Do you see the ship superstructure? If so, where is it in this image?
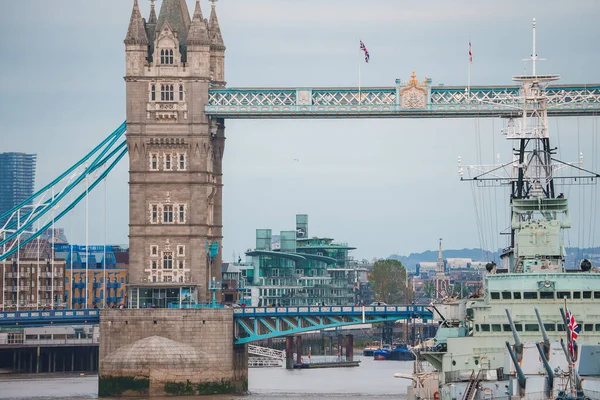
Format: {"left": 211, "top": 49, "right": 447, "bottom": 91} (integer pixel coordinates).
{"left": 405, "top": 19, "right": 600, "bottom": 400}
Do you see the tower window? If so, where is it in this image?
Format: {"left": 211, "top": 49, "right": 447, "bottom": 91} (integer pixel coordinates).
{"left": 151, "top": 245, "right": 158, "bottom": 256}
{"left": 160, "top": 85, "right": 174, "bottom": 101}
{"left": 152, "top": 261, "right": 157, "bottom": 270}
{"left": 165, "top": 154, "right": 172, "bottom": 170}
{"left": 151, "top": 205, "right": 158, "bottom": 223}
{"left": 163, "top": 253, "right": 173, "bottom": 269}
{"left": 178, "top": 261, "right": 184, "bottom": 269}
{"left": 178, "top": 205, "right": 185, "bottom": 223}
{"left": 179, "top": 85, "right": 184, "bottom": 101}
{"left": 163, "top": 205, "right": 174, "bottom": 223}
{"left": 178, "top": 154, "right": 186, "bottom": 170}
{"left": 178, "top": 245, "right": 185, "bottom": 256}
{"left": 150, "top": 153, "right": 158, "bottom": 170}
{"left": 160, "top": 49, "right": 174, "bottom": 65}
{"left": 151, "top": 84, "right": 156, "bottom": 101}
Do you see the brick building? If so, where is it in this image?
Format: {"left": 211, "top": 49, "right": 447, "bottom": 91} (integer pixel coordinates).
{"left": 0, "top": 239, "right": 65, "bottom": 310}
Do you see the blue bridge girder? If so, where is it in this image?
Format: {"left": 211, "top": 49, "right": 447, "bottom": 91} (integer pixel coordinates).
{"left": 205, "top": 84, "right": 600, "bottom": 118}
{"left": 0, "top": 309, "right": 100, "bottom": 327}
{"left": 233, "top": 305, "right": 432, "bottom": 344}
{"left": 0, "top": 306, "right": 432, "bottom": 345}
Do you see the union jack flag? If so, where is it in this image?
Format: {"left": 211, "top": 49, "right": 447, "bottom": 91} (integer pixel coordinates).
{"left": 360, "top": 40, "right": 370, "bottom": 63}
{"left": 469, "top": 41, "right": 473, "bottom": 63}
{"left": 566, "top": 309, "right": 580, "bottom": 357}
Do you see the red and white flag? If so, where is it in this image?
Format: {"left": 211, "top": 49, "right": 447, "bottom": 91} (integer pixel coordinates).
{"left": 469, "top": 41, "right": 473, "bottom": 63}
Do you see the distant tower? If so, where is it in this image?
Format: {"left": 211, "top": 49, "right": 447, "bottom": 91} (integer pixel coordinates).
{"left": 0, "top": 153, "right": 37, "bottom": 226}
{"left": 124, "top": 0, "right": 226, "bottom": 305}
{"left": 434, "top": 238, "right": 448, "bottom": 298}
{"left": 436, "top": 238, "right": 444, "bottom": 274}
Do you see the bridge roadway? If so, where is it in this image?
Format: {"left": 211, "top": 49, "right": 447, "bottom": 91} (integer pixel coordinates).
{"left": 0, "top": 305, "right": 431, "bottom": 345}
{"left": 205, "top": 84, "right": 600, "bottom": 118}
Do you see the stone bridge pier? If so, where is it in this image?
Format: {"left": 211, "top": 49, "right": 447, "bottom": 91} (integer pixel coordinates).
{"left": 98, "top": 309, "right": 247, "bottom": 397}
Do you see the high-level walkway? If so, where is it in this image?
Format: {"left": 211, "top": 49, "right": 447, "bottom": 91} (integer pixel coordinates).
{"left": 0, "top": 305, "right": 431, "bottom": 345}
{"left": 206, "top": 84, "right": 600, "bottom": 118}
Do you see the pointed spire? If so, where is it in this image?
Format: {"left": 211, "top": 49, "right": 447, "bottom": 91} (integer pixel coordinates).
{"left": 208, "top": 0, "right": 225, "bottom": 49}
{"left": 148, "top": 0, "right": 158, "bottom": 24}
{"left": 157, "top": 0, "right": 192, "bottom": 44}
{"left": 124, "top": 0, "right": 148, "bottom": 45}
{"left": 187, "top": 1, "right": 210, "bottom": 46}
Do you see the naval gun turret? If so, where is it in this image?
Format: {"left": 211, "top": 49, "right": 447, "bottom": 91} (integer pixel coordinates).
{"left": 535, "top": 307, "right": 551, "bottom": 360}
{"left": 505, "top": 308, "right": 524, "bottom": 362}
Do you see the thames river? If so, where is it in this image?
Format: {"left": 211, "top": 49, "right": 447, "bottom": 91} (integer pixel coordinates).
{"left": 0, "top": 357, "right": 411, "bottom": 400}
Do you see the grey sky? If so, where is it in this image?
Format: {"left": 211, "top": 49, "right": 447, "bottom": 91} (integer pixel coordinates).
{"left": 1, "top": 1, "right": 599, "bottom": 261}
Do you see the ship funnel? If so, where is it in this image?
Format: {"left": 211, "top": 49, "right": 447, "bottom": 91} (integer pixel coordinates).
{"left": 535, "top": 342, "right": 554, "bottom": 399}
{"left": 505, "top": 308, "right": 523, "bottom": 362}
{"left": 534, "top": 307, "right": 551, "bottom": 360}
{"left": 506, "top": 341, "right": 526, "bottom": 397}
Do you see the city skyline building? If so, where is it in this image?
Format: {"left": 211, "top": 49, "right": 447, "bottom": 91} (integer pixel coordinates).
{"left": 0, "top": 153, "right": 37, "bottom": 226}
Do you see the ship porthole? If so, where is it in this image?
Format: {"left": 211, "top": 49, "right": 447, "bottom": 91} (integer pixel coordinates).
{"left": 452, "top": 360, "right": 456, "bottom": 366}
{"left": 475, "top": 359, "right": 479, "bottom": 365}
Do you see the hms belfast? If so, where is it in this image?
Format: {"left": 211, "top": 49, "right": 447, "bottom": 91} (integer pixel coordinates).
{"left": 402, "top": 19, "right": 600, "bottom": 400}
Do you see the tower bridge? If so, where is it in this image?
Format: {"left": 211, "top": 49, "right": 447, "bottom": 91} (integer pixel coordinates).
{"left": 1, "top": 0, "right": 599, "bottom": 396}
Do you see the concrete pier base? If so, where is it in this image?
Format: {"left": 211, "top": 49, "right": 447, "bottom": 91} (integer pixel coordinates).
{"left": 285, "top": 336, "right": 294, "bottom": 370}
{"left": 345, "top": 335, "right": 354, "bottom": 361}
{"left": 98, "top": 309, "right": 248, "bottom": 397}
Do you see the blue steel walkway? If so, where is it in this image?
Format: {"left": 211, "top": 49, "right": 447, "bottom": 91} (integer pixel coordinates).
{"left": 233, "top": 305, "right": 431, "bottom": 344}
{"left": 0, "top": 305, "right": 431, "bottom": 345}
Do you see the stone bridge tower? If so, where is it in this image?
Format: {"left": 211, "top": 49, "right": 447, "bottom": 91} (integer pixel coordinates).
{"left": 124, "top": 0, "right": 225, "bottom": 306}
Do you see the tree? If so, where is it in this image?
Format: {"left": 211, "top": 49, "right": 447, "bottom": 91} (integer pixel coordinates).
{"left": 423, "top": 281, "right": 435, "bottom": 298}
{"left": 368, "top": 259, "right": 409, "bottom": 304}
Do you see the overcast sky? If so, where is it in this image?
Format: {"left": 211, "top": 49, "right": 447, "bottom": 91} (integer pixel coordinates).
{"left": 1, "top": 1, "right": 599, "bottom": 261}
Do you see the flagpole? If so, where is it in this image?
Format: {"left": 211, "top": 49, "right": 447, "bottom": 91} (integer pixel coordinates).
{"left": 563, "top": 297, "right": 575, "bottom": 393}
{"left": 467, "top": 39, "right": 472, "bottom": 100}
{"left": 358, "top": 42, "right": 361, "bottom": 106}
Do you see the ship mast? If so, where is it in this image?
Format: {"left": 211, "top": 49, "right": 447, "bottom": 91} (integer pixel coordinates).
{"left": 508, "top": 17, "right": 559, "bottom": 247}
{"left": 458, "top": 18, "right": 599, "bottom": 273}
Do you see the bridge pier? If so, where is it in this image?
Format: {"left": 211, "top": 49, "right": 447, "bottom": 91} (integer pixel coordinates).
{"left": 345, "top": 335, "right": 354, "bottom": 361}
{"left": 98, "top": 309, "right": 247, "bottom": 397}
{"left": 296, "top": 336, "right": 302, "bottom": 365}
{"left": 285, "top": 336, "right": 294, "bottom": 370}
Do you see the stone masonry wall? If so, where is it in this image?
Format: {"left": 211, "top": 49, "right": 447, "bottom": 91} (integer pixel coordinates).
{"left": 98, "top": 309, "right": 247, "bottom": 397}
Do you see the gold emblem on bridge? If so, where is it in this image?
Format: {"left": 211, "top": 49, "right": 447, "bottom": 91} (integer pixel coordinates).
{"left": 400, "top": 71, "right": 428, "bottom": 109}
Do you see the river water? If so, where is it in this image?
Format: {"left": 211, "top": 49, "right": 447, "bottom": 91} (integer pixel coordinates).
{"left": 0, "top": 356, "right": 411, "bottom": 400}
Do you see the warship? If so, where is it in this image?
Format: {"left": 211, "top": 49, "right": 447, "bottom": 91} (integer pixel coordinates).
{"left": 401, "top": 19, "right": 600, "bottom": 400}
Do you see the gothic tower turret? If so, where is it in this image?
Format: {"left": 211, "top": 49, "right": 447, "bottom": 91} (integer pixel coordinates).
{"left": 124, "top": 0, "right": 225, "bottom": 306}
{"left": 208, "top": 0, "right": 226, "bottom": 86}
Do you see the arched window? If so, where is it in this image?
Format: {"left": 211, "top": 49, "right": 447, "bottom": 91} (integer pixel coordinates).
{"left": 163, "top": 253, "right": 173, "bottom": 269}
{"left": 169, "top": 85, "right": 174, "bottom": 101}
{"left": 151, "top": 154, "right": 158, "bottom": 170}
{"left": 179, "top": 85, "right": 184, "bottom": 101}
{"left": 160, "top": 49, "right": 165, "bottom": 64}
{"left": 178, "top": 261, "right": 184, "bottom": 269}
{"left": 169, "top": 49, "right": 174, "bottom": 64}
{"left": 151, "top": 84, "right": 156, "bottom": 101}
{"left": 160, "top": 85, "right": 165, "bottom": 101}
